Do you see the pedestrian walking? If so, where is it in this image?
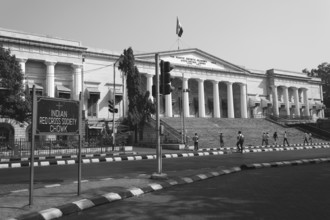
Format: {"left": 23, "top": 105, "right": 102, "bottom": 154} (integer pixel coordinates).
{"left": 283, "top": 131, "right": 289, "bottom": 146}
{"left": 265, "top": 132, "right": 270, "bottom": 146}
{"left": 261, "top": 132, "right": 266, "bottom": 146}
{"left": 193, "top": 133, "right": 199, "bottom": 151}
{"left": 308, "top": 133, "right": 312, "bottom": 144}
{"left": 236, "top": 131, "right": 244, "bottom": 153}
{"left": 273, "top": 131, "right": 278, "bottom": 146}
{"left": 219, "top": 132, "right": 224, "bottom": 148}
{"left": 303, "top": 132, "right": 309, "bottom": 145}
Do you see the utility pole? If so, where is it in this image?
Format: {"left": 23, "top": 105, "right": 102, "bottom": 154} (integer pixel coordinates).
{"left": 112, "top": 59, "right": 116, "bottom": 151}
{"left": 182, "top": 72, "right": 186, "bottom": 147}
{"left": 78, "top": 57, "right": 84, "bottom": 195}
{"left": 111, "top": 55, "right": 125, "bottom": 151}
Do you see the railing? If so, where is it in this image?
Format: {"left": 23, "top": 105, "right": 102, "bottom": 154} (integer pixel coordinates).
{"left": 160, "top": 119, "right": 183, "bottom": 143}
{"left": 265, "top": 114, "right": 312, "bottom": 122}
{"left": 148, "top": 118, "right": 183, "bottom": 144}
{"left": 0, "top": 137, "right": 125, "bottom": 158}
{"left": 291, "top": 123, "right": 330, "bottom": 141}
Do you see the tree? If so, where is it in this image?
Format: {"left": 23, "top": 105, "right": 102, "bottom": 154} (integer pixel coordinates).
{"left": 0, "top": 45, "right": 31, "bottom": 122}
{"left": 303, "top": 62, "right": 330, "bottom": 107}
{"left": 118, "top": 47, "right": 155, "bottom": 142}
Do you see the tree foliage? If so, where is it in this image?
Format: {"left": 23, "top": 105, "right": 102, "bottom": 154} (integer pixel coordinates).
{"left": 303, "top": 62, "right": 330, "bottom": 107}
{"left": 0, "top": 46, "right": 31, "bottom": 122}
{"left": 118, "top": 47, "right": 155, "bottom": 130}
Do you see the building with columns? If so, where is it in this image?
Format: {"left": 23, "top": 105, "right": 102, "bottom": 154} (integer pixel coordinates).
{"left": 0, "top": 27, "right": 325, "bottom": 142}
{"left": 136, "top": 50, "right": 324, "bottom": 120}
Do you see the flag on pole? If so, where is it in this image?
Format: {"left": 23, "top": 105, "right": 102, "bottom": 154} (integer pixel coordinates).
{"left": 176, "top": 17, "right": 183, "bottom": 37}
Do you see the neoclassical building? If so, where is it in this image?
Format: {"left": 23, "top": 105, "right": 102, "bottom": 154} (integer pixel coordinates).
{"left": 0, "top": 27, "right": 325, "bottom": 141}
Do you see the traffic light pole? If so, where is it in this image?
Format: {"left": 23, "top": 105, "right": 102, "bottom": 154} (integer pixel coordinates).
{"left": 155, "top": 53, "right": 162, "bottom": 174}
{"left": 151, "top": 53, "right": 167, "bottom": 179}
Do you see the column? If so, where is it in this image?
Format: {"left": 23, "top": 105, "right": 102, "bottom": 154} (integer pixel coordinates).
{"left": 303, "top": 88, "right": 310, "bottom": 116}
{"left": 146, "top": 74, "right": 153, "bottom": 102}
{"left": 293, "top": 87, "right": 300, "bottom": 117}
{"left": 271, "top": 85, "right": 279, "bottom": 116}
{"left": 226, "top": 82, "right": 234, "bottom": 118}
{"left": 17, "top": 58, "right": 27, "bottom": 87}
{"left": 198, "top": 79, "right": 205, "bottom": 118}
{"left": 45, "top": 61, "right": 56, "bottom": 97}
{"left": 165, "top": 83, "right": 173, "bottom": 117}
{"left": 240, "top": 83, "right": 248, "bottom": 118}
{"left": 212, "top": 81, "right": 220, "bottom": 118}
{"left": 283, "top": 86, "right": 290, "bottom": 116}
{"left": 183, "top": 78, "right": 190, "bottom": 118}
{"left": 72, "top": 64, "right": 82, "bottom": 101}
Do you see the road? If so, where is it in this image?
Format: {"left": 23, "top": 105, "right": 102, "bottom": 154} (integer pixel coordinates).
{"left": 61, "top": 162, "right": 330, "bottom": 220}
{"left": 1, "top": 148, "right": 330, "bottom": 194}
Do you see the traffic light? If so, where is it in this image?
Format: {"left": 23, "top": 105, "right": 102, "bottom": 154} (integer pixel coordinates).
{"left": 152, "top": 75, "right": 157, "bottom": 97}
{"left": 152, "top": 85, "right": 156, "bottom": 98}
{"left": 108, "top": 100, "right": 118, "bottom": 113}
{"left": 160, "top": 60, "right": 174, "bottom": 95}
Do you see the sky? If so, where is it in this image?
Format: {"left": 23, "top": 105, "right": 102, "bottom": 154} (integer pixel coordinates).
{"left": 1, "top": 0, "right": 329, "bottom": 72}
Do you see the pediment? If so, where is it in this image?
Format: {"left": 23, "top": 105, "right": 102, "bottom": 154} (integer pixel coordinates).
{"left": 135, "top": 48, "right": 249, "bottom": 73}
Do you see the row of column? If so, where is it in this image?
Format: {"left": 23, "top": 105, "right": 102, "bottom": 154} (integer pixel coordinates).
{"left": 16, "top": 58, "right": 82, "bottom": 100}
{"left": 145, "top": 74, "right": 248, "bottom": 118}
{"left": 271, "top": 85, "right": 310, "bottom": 116}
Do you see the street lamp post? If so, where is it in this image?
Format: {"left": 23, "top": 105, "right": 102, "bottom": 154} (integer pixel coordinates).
{"left": 112, "top": 55, "right": 125, "bottom": 151}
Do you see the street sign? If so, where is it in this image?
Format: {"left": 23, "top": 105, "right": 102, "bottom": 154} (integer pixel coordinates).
{"left": 36, "top": 97, "right": 80, "bottom": 135}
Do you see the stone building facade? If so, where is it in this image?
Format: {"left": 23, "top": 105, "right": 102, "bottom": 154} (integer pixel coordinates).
{"left": 0, "top": 27, "right": 325, "bottom": 142}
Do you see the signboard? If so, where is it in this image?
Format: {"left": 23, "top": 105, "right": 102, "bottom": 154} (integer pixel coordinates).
{"left": 165, "top": 54, "right": 225, "bottom": 70}
{"left": 36, "top": 97, "right": 80, "bottom": 135}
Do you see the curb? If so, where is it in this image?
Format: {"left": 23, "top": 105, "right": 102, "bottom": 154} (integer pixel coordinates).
{"left": 1, "top": 143, "right": 330, "bottom": 169}
{"left": 0, "top": 151, "right": 136, "bottom": 163}
{"left": 0, "top": 150, "right": 230, "bottom": 169}
{"left": 9, "top": 156, "right": 330, "bottom": 220}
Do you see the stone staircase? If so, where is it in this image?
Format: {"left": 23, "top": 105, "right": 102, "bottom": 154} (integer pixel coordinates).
{"left": 161, "top": 117, "right": 327, "bottom": 148}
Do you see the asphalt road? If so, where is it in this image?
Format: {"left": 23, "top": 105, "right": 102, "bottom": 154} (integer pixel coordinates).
{"left": 61, "top": 162, "right": 330, "bottom": 220}
{"left": 1, "top": 148, "right": 330, "bottom": 194}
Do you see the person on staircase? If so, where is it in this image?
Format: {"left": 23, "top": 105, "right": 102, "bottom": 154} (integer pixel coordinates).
{"left": 193, "top": 133, "right": 199, "bottom": 151}
{"left": 220, "top": 132, "right": 224, "bottom": 148}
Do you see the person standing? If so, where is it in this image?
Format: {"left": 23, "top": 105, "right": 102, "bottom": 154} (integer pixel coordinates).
{"left": 308, "top": 133, "right": 313, "bottom": 144}
{"left": 283, "top": 131, "right": 289, "bottom": 146}
{"left": 303, "top": 132, "right": 309, "bottom": 145}
{"left": 193, "top": 133, "right": 199, "bottom": 151}
{"left": 261, "top": 132, "right": 266, "bottom": 146}
{"left": 273, "top": 131, "right": 278, "bottom": 146}
{"left": 219, "top": 132, "right": 224, "bottom": 148}
{"left": 236, "top": 131, "right": 244, "bottom": 153}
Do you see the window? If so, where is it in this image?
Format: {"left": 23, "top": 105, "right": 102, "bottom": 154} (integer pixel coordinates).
{"left": 56, "top": 85, "right": 71, "bottom": 99}
{"left": 28, "top": 83, "right": 44, "bottom": 96}
{"left": 86, "top": 87, "right": 100, "bottom": 118}
{"left": 88, "top": 94, "right": 98, "bottom": 117}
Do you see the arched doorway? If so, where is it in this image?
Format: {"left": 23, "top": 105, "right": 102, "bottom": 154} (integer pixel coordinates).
{"left": 0, "top": 123, "right": 15, "bottom": 147}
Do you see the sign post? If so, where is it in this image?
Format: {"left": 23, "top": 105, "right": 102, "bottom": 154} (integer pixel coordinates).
{"left": 31, "top": 96, "right": 80, "bottom": 200}
{"left": 29, "top": 86, "right": 37, "bottom": 206}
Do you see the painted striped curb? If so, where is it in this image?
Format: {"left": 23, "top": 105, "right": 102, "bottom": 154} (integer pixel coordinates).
{"left": 0, "top": 150, "right": 226, "bottom": 169}
{"left": 0, "top": 152, "right": 136, "bottom": 163}
{"left": 2, "top": 143, "right": 330, "bottom": 169}
{"left": 11, "top": 156, "right": 330, "bottom": 220}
